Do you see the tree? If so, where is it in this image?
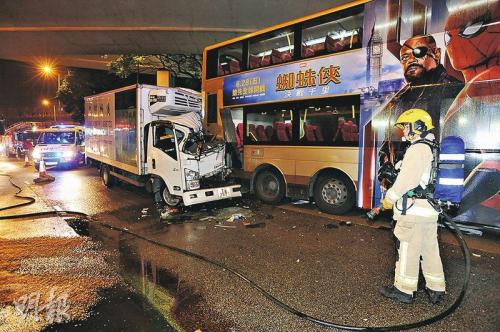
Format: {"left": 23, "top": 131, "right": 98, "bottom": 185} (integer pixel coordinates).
{"left": 110, "top": 54, "right": 202, "bottom": 80}
{"left": 57, "top": 68, "right": 145, "bottom": 123}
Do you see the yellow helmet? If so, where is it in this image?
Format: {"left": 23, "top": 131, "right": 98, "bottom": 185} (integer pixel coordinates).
{"left": 395, "top": 108, "right": 434, "bottom": 135}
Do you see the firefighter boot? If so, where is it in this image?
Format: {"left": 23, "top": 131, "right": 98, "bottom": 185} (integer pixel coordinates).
{"left": 426, "top": 288, "right": 445, "bottom": 304}
{"left": 379, "top": 286, "right": 414, "bottom": 304}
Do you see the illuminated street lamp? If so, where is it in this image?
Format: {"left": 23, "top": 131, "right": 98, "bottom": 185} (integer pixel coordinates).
{"left": 38, "top": 61, "right": 62, "bottom": 121}
{"left": 41, "top": 98, "right": 56, "bottom": 122}
{"left": 41, "top": 64, "right": 54, "bottom": 76}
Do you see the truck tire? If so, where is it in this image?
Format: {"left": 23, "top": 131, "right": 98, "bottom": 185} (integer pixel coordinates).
{"left": 254, "top": 169, "right": 285, "bottom": 205}
{"left": 313, "top": 174, "right": 355, "bottom": 215}
{"left": 162, "top": 185, "right": 180, "bottom": 207}
{"left": 100, "top": 165, "right": 114, "bottom": 187}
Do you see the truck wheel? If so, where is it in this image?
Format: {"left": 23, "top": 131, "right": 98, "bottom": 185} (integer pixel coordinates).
{"left": 313, "top": 174, "right": 355, "bottom": 215}
{"left": 162, "top": 186, "right": 180, "bottom": 207}
{"left": 254, "top": 169, "right": 285, "bottom": 205}
{"left": 101, "top": 165, "right": 114, "bottom": 187}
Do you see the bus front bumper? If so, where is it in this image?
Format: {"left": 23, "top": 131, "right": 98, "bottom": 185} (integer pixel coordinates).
{"left": 182, "top": 184, "right": 242, "bottom": 206}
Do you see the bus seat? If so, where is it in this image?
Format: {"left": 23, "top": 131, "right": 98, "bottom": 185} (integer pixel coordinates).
{"left": 343, "top": 120, "right": 358, "bottom": 142}
{"left": 325, "top": 34, "right": 345, "bottom": 53}
{"left": 275, "top": 123, "right": 289, "bottom": 142}
{"left": 236, "top": 123, "right": 244, "bottom": 149}
{"left": 218, "top": 65, "right": 229, "bottom": 76}
{"left": 301, "top": 45, "right": 315, "bottom": 58}
{"left": 229, "top": 59, "right": 241, "bottom": 73}
{"left": 333, "top": 118, "right": 345, "bottom": 142}
{"left": 285, "top": 123, "right": 292, "bottom": 140}
{"left": 248, "top": 124, "right": 257, "bottom": 141}
{"left": 349, "top": 122, "right": 359, "bottom": 141}
{"left": 249, "top": 55, "right": 261, "bottom": 69}
{"left": 314, "top": 126, "right": 324, "bottom": 142}
{"left": 265, "top": 125, "right": 274, "bottom": 141}
{"left": 256, "top": 125, "right": 268, "bottom": 141}
{"left": 261, "top": 55, "right": 271, "bottom": 66}
{"left": 271, "top": 49, "right": 292, "bottom": 64}
{"left": 305, "top": 125, "right": 316, "bottom": 142}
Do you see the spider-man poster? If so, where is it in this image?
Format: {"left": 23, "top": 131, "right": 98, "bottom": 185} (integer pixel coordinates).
{"left": 358, "top": 0, "right": 499, "bottom": 228}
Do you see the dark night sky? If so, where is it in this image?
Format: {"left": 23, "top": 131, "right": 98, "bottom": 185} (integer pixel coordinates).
{"left": 0, "top": 59, "right": 61, "bottom": 124}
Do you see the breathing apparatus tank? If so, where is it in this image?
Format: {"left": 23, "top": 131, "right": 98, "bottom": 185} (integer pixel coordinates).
{"left": 432, "top": 136, "right": 465, "bottom": 205}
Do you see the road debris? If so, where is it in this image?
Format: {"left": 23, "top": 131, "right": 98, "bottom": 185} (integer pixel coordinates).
{"left": 214, "top": 224, "right": 236, "bottom": 229}
{"left": 472, "top": 253, "right": 481, "bottom": 258}
{"left": 245, "top": 222, "right": 266, "bottom": 229}
{"left": 227, "top": 214, "right": 244, "bottom": 222}
{"left": 200, "top": 216, "right": 217, "bottom": 222}
{"left": 292, "top": 200, "right": 309, "bottom": 205}
{"left": 324, "top": 223, "right": 339, "bottom": 229}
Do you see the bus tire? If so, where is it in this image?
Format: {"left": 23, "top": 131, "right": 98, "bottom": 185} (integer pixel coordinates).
{"left": 314, "top": 174, "right": 354, "bottom": 215}
{"left": 254, "top": 169, "right": 285, "bottom": 205}
{"left": 101, "top": 165, "right": 114, "bottom": 188}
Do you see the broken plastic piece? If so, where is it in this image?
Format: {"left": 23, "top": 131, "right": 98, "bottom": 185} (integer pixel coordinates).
{"left": 227, "top": 214, "right": 244, "bottom": 222}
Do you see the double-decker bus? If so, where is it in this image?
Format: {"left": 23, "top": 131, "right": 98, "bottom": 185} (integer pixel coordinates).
{"left": 202, "top": 0, "right": 499, "bottom": 228}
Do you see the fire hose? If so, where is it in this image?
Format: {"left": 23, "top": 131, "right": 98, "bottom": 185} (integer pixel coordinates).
{"left": 0, "top": 173, "right": 471, "bottom": 331}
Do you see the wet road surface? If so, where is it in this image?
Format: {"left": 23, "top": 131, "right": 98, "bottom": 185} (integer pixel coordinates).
{"left": 2, "top": 160, "right": 499, "bottom": 331}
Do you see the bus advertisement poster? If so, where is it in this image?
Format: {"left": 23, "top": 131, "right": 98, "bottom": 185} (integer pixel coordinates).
{"left": 222, "top": 51, "right": 367, "bottom": 107}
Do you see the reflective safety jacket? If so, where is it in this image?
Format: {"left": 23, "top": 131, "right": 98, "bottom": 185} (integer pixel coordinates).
{"left": 385, "top": 134, "right": 439, "bottom": 222}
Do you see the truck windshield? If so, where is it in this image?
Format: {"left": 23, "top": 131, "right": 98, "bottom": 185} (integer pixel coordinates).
{"left": 38, "top": 131, "right": 75, "bottom": 144}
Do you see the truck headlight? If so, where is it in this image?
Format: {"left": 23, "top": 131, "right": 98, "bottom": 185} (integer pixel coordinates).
{"left": 184, "top": 169, "right": 199, "bottom": 181}
{"left": 32, "top": 150, "right": 41, "bottom": 160}
{"left": 184, "top": 169, "right": 200, "bottom": 190}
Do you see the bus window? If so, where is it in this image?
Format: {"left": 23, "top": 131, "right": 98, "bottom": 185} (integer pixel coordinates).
{"left": 245, "top": 108, "right": 293, "bottom": 144}
{"left": 218, "top": 42, "right": 243, "bottom": 76}
{"left": 299, "top": 103, "right": 359, "bottom": 146}
{"left": 249, "top": 29, "right": 295, "bottom": 69}
{"left": 301, "top": 10, "right": 363, "bottom": 58}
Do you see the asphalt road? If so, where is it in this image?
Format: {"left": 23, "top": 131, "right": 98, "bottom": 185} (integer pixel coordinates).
{"left": 2, "top": 160, "right": 499, "bottom": 331}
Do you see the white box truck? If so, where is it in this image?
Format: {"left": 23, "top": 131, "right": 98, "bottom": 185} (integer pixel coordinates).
{"left": 84, "top": 84, "right": 241, "bottom": 207}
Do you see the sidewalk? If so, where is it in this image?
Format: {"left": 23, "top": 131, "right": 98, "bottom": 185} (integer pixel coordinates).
{"left": 0, "top": 161, "right": 120, "bottom": 331}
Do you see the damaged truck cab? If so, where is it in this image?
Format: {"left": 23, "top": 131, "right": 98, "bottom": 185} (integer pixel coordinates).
{"left": 85, "top": 84, "right": 241, "bottom": 207}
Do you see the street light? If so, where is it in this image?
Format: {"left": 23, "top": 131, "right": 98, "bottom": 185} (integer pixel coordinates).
{"left": 38, "top": 61, "right": 61, "bottom": 122}
{"left": 41, "top": 64, "right": 53, "bottom": 76}
{"left": 41, "top": 98, "right": 56, "bottom": 122}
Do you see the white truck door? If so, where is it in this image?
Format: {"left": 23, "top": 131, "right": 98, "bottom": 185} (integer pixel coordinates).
{"left": 148, "top": 123, "right": 183, "bottom": 196}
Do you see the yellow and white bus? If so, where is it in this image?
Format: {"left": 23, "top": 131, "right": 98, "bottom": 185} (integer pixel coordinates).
{"left": 202, "top": 0, "right": 500, "bottom": 224}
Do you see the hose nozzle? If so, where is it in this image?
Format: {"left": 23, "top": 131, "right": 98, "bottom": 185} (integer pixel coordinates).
{"left": 366, "top": 204, "right": 384, "bottom": 221}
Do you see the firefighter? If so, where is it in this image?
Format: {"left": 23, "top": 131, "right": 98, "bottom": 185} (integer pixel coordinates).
{"left": 379, "top": 108, "right": 446, "bottom": 304}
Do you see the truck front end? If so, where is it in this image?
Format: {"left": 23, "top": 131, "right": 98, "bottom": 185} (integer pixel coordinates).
{"left": 179, "top": 130, "right": 241, "bottom": 206}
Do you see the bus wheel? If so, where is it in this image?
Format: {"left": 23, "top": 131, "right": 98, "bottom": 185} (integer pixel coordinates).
{"left": 162, "top": 185, "right": 181, "bottom": 207}
{"left": 314, "top": 174, "right": 354, "bottom": 214}
{"left": 255, "top": 170, "right": 285, "bottom": 204}
{"left": 101, "top": 165, "right": 114, "bottom": 188}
